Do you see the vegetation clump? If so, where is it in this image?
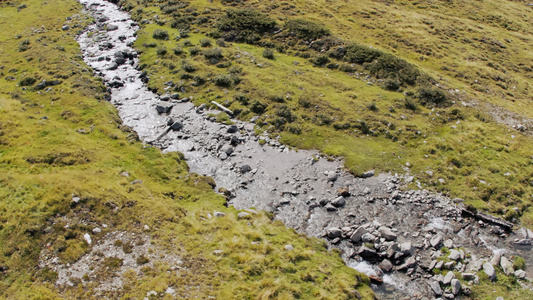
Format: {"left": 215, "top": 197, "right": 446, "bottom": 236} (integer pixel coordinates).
{"left": 216, "top": 9, "right": 277, "bottom": 43}
{"left": 285, "top": 19, "right": 330, "bottom": 40}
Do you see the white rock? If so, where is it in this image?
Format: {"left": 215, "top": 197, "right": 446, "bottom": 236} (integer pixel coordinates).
{"left": 83, "top": 233, "right": 92, "bottom": 245}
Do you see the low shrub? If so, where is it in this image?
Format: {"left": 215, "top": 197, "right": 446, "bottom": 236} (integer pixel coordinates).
{"left": 250, "top": 100, "right": 266, "bottom": 114}
{"left": 19, "top": 77, "right": 36, "bottom": 86}
{"left": 182, "top": 61, "right": 196, "bottom": 73}
{"left": 417, "top": 86, "right": 447, "bottom": 106}
{"left": 203, "top": 48, "right": 223, "bottom": 60}
{"left": 263, "top": 48, "right": 275, "bottom": 59}
{"left": 200, "top": 38, "right": 212, "bottom": 47}
{"left": 173, "top": 47, "right": 183, "bottom": 55}
{"left": 285, "top": 19, "right": 330, "bottom": 40}
{"left": 152, "top": 29, "right": 169, "bottom": 40}
{"left": 156, "top": 46, "right": 167, "bottom": 56}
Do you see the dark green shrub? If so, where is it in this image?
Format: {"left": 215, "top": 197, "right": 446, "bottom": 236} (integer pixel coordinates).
{"left": 19, "top": 77, "right": 36, "bottom": 86}
{"left": 250, "top": 100, "right": 266, "bottom": 114}
{"left": 179, "top": 29, "right": 190, "bottom": 38}
{"left": 144, "top": 42, "right": 157, "bottom": 48}
{"left": 417, "top": 86, "right": 447, "bottom": 106}
{"left": 156, "top": 46, "right": 167, "bottom": 56}
{"left": 383, "top": 79, "right": 401, "bottom": 91}
{"left": 182, "top": 61, "right": 196, "bottom": 73}
{"left": 152, "top": 29, "right": 169, "bottom": 40}
{"left": 203, "top": 48, "right": 223, "bottom": 59}
{"left": 200, "top": 38, "right": 212, "bottom": 47}
{"left": 216, "top": 9, "right": 277, "bottom": 43}
{"left": 405, "top": 98, "right": 418, "bottom": 111}
{"left": 514, "top": 256, "right": 526, "bottom": 270}
{"left": 18, "top": 39, "right": 30, "bottom": 52}
{"left": 235, "top": 94, "right": 249, "bottom": 105}
{"left": 214, "top": 74, "right": 233, "bottom": 87}
{"left": 285, "top": 19, "right": 330, "bottom": 40}
{"left": 270, "top": 95, "right": 285, "bottom": 103}
{"left": 182, "top": 40, "right": 192, "bottom": 47}
{"left": 263, "top": 49, "right": 275, "bottom": 59}
{"left": 310, "top": 55, "right": 330, "bottom": 67}
{"left": 170, "top": 16, "right": 194, "bottom": 29}
{"left": 173, "top": 47, "right": 183, "bottom": 55}
{"left": 276, "top": 105, "right": 295, "bottom": 122}
{"left": 329, "top": 46, "right": 347, "bottom": 59}
{"left": 189, "top": 47, "right": 200, "bottom": 56}
{"left": 345, "top": 43, "right": 382, "bottom": 64}
{"left": 367, "top": 102, "right": 378, "bottom": 112}
{"left": 339, "top": 64, "right": 356, "bottom": 73}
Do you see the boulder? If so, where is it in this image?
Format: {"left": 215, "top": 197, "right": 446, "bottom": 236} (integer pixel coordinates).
{"left": 361, "top": 233, "right": 376, "bottom": 243}
{"left": 356, "top": 246, "right": 379, "bottom": 261}
{"left": 378, "top": 226, "right": 397, "bottom": 241}
{"left": 240, "top": 165, "right": 252, "bottom": 173}
{"left": 451, "top": 279, "right": 461, "bottom": 295}
{"left": 350, "top": 227, "right": 368, "bottom": 243}
{"left": 327, "top": 227, "right": 343, "bottom": 239}
{"left": 399, "top": 242, "right": 413, "bottom": 255}
{"left": 443, "top": 271, "right": 455, "bottom": 285}
{"left": 483, "top": 262, "right": 496, "bottom": 280}
{"left": 326, "top": 171, "right": 338, "bottom": 182}
{"left": 227, "top": 125, "right": 238, "bottom": 133}
{"left": 491, "top": 251, "right": 503, "bottom": 266}
{"left": 430, "top": 235, "right": 443, "bottom": 248}
{"left": 429, "top": 281, "right": 442, "bottom": 296}
{"left": 361, "top": 170, "right": 375, "bottom": 178}
{"left": 169, "top": 121, "right": 183, "bottom": 131}
{"left": 325, "top": 203, "right": 337, "bottom": 211}
{"left": 514, "top": 269, "right": 527, "bottom": 279}
{"left": 397, "top": 256, "right": 416, "bottom": 271}
{"left": 379, "top": 259, "right": 393, "bottom": 272}
{"left": 448, "top": 249, "right": 461, "bottom": 261}
{"left": 500, "top": 256, "right": 514, "bottom": 275}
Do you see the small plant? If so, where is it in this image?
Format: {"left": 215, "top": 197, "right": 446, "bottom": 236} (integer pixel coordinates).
{"left": 173, "top": 47, "right": 183, "bottom": 55}
{"left": 200, "top": 38, "right": 212, "bottom": 47}
{"left": 182, "top": 40, "right": 192, "bottom": 47}
{"left": 367, "top": 102, "right": 378, "bottom": 112}
{"left": 182, "top": 61, "right": 197, "bottom": 73}
{"left": 250, "top": 100, "right": 266, "bottom": 114}
{"left": 262, "top": 49, "right": 275, "bottom": 59}
{"left": 214, "top": 74, "right": 233, "bottom": 87}
{"left": 270, "top": 95, "right": 285, "bottom": 103}
{"left": 513, "top": 256, "right": 526, "bottom": 270}
{"left": 136, "top": 255, "right": 150, "bottom": 265}
{"left": 235, "top": 94, "right": 249, "bottom": 105}
{"left": 143, "top": 42, "right": 157, "bottom": 48}
{"left": 203, "top": 48, "right": 223, "bottom": 60}
{"left": 18, "top": 39, "right": 30, "bottom": 52}
{"left": 152, "top": 29, "right": 169, "bottom": 40}
{"left": 189, "top": 47, "right": 200, "bottom": 56}
{"left": 104, "top": 257, "right": 124, "bottom": 269}
{"left": 285, "top": 19, "right": 330, "bottom": 40}
{"left": 310, "top": 55, "right": 330, "bottom": 67}
{"left": 156, "top": 46, "right": 167, "bottom": 56}
{"left": 19, "top": 77, "right": 36, "bottom": 86}
{"left": 405, "top": 98, "right": 417, "bottom": 111}
{"left": 418, "top": 86, "right": 447, "bottom": 106}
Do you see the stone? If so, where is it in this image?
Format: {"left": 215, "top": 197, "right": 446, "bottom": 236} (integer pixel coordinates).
{"left": 362, "top": 187, "right": 371, "bottom": 195}
{"left": 284, "top": 244, "right": 294, "bottom": 251}
{"left": 361, "top": 170, "right": 375, "bottom": 178}
{"left": 483, "top": 262, "right": 496, "bottom": 280}
{"left": 350, "top": 227, "right": 368, "bottom": 243}
{"left": 170, "top": 93, "right": 180, "bottom": 99}
{"left": 430, "top": 235, "right": 443, "bottom": 248}
{"left": 106, "top": 24, "right": 119, "bottom": 31}
{"left": 325, "top": 203, "right": 337, "bottom": 211}
{"left": 435, "top": 260, "right": 444, "bottom": 269}
{"left": 514, "top": 269, "right": 526, "bottom": 279}
{"left": 165, "top": 287, "right": 175, "bottom": 295}
{"left": 496, "top": 297, "right": 504, "bottom": 300}
{"left": 451, "top": 279, "right": 461, "bottom": 295}
{"left": 361, "top": 233, "right": 376, "bottom": 243}
{"left": 237, "top": 212, "right": 250, "bottom": 219}
{"left": 443, "top": 271, "right": 455, "bottom": 285}
{"left": 379, "top": 259, "right": 393, "bottom": 272}
{"left": 155, "top": 102, "right": 174, "bottom": 114}
{"left": 378, "top": 226, "right": 397, "bottom": 241}
{"left": 391, "top": 190, "right": 400, "bottom": 200}
{"left": 331, "top": 196, "right": 346, "bottom": 207}
{"left": 61, "top": 25, "right": 70, "bottom": 31}
{"left": 399, "top": 242, "right": 413, "bottom": 255}
{"left": 448, "top": 249, "right": 461, "bottom": 261}
{"left": 213, "top": 211, "right": 226, "bottom": 217}
{"left": 169, "top": 121, "right": 183, "bottom": 131}
{"left": 221, "top": 146, "right": 234, "bottom": 155}
{"left": 429, "top": 281, "right": 442, "bottom": 296}
{"left": 72, "top": 196, "right": 81, "bottom": 204}
{"left": 397, "top": 256, "right": 416, "bottom": 271}
{"left": 445, "top": 261, "right": 456, "bottom": 269}
{"left": 227, "top": 125, "right": 238, "bottom": 133}
{"left": 212, "top": 250, "right": 223, "bottom": 254}
{"left": 356, "top": 246, "right": 379, "bottom": 261}
{"left": 461, "top": 273, "right": 475, "bottom": 280}
{"left": 337, "top": 187, "right": 350, "bottom": 197}
{"left": 219, "top": 153, "right": 228, "bottom": 160}
{"left": 327, "top": 227, "right": 343, "bottom": 239}
{"left": 429, "top": 260, "right": 438, "bottom": 270}
{"left": 444, "top": 239, "right": 454, "bottom": 249}
{"left": 326, "top": 171, "right": 338, "bottom": 182}
{"left": 240, "top": 165, "right": 252, "bottom": 173}
{"left": 92, "top": 227, "right": 102, "bottom": 234}
{"left": 500, "top": 256, "right": 514, "bottom": 275}
{"left": 83, "top": 233, "right": 92, "bottom": 245}
{"left": 491, "top": 251, "right": 503, "bottom": 266}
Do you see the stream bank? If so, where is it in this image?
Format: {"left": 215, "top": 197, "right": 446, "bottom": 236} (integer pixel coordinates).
{"left": 74, "top": 0, "right": 533, "bottom": 298}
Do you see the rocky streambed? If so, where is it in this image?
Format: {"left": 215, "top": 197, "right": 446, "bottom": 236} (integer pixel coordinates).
{"left": 74, "top": 0, "right": 533, "bottom": 298}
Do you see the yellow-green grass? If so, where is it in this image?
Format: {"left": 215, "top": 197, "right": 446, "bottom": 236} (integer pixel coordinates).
{"left": 0, "top": 0, "right": 373, "bottom": 298}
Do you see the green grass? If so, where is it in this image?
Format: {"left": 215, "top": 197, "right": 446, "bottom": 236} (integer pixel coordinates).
{"left": 0, "top": 0, "right": 373, "bottom": 298}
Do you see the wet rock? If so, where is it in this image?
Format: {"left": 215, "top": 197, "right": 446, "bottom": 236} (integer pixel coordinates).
{"left": 451, "top": 279, "right": 461, "bottom": 295}
{"left": 337, "top": 187, "right": 350, "bottom": 197}
{"left": 227, "top": 125, "right": 238, "bottom": 133}
{"left": 483, "top": 262, "right": 496, "bottom": 280}
{"left": 379, "top": 259, "right": 393, "bottom": 272}
{"left": 350, "top": 227, "right": 367, "bottom": 243}
{"left": 429, "top": 280, "right": 442, "bottom": 296}
{"left": 327, "top": 227, "right": 342, "bottom": 239}
{"left": 240, "top": 165, "right": 252, "bottom": 173}
{"left": 448, "top": 250, "right": 461, "bottom": 261}
{"left": 155, "top": 102, "right": 173, "bottom": 114}
{"left": 378, "top": 226, "right": 397, "bottom": 241}
{"left": 169, "top": 121, "right": 183, "bottom": 131}
{"left": 361, "top": 170, "right": 375, "bottom": 178}
{"left": 331, "top": 196, "right": 346, "bottom": 207}
{"left": 356, "top": 246, "right": 379, "bottom": 261}
{"left": 443, "top": 271, "right": 455, "bottom": 285}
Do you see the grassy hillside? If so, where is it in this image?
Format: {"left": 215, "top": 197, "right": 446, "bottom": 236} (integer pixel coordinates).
{"left": 0, "top": 0, "right": 373, "bottom": 298}
{"left": 118, "top": 0, "right": 533, "bottom": 228}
